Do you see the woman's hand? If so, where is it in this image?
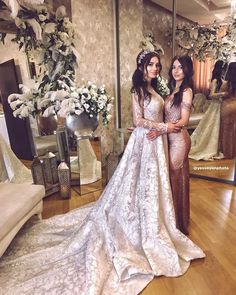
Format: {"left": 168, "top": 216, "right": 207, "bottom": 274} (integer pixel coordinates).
{"left": 146, "top": 129, "right": 162, "bottom": 141}
{"left": 146, "top": 122, "right": 182, "bottom": 140}
{"left": 167, "top": 122, "right": 182, "bottom": 133}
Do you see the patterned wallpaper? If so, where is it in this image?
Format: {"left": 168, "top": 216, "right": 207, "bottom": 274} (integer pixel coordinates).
{"left": 119, "top": 0, "right": 193, "bottom": 128}
{"left": 143, "top": 0, "right": 173, "bottom": 79}
{"left": 119, "top": 0, "right": 143, "bottom": 128}
{"left": 71, "top": 0, "right": 116, "bottom": 159}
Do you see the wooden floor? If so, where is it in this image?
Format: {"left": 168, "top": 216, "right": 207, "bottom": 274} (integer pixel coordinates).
{"left": 42, "top": 177, "right": 236, "bottom": 295}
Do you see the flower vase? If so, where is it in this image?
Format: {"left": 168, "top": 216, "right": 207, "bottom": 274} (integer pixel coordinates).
{"left": 37, "top": 114, "right": 58, "bottom": 136}
{"left": 66, "top": 113, "right": 99, "bottom": 137}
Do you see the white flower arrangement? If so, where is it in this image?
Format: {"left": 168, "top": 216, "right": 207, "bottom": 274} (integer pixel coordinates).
{"left": 175, "top": 19, "right": 236, "bottom": 62}
{"left": 8, "top": 78, "right": 114, "bottom": 126}
{"left": 4, "top": 3, "right": 114, "bottom": 126}
{"left": 156, "top": 75, "right": 170, "bottom": 99}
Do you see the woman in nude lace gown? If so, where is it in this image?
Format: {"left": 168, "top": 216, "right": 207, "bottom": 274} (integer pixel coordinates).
{"left": 147, "top": 56, "right": 193, "bottom": 235}
{"left": 0, "top": 52, "right": 205, "bottom": 295}
{"left": 165, "top": 56, "right": 194, "bottom": 235}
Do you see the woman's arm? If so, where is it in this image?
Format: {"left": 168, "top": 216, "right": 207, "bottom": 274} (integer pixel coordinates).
{"left": 175, "top": 88, "right": 193, "bottom": 127}
{"left": 147, "top": 89, "right": 192, "bottom": 141}
{"left": 209, "top": 79, "right": 228, "bottom": 99}
{"left": 132, "top": 92, "right": 167, "bottom": 133}
{"left": 132, "top": 93, "right": 181, "bottom": 134}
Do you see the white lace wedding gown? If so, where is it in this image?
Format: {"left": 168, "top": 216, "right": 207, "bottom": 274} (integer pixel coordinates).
{"left": 0, "top": 93, "right": 205, "bottom": 295}
{"left": 189, "top": 79, "right": 227, "bottom": 160}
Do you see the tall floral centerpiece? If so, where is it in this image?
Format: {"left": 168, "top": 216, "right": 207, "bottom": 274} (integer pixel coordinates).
{"left": 4, "top": 2, "right": 113, "bottom": 132}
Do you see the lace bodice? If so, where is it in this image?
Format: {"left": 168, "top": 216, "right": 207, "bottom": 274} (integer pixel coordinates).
{"left": 164, "top": 96, "right": 191, "bottom": 123}
{"left": 132, "top": 92, "right": 168, "bottom": 133}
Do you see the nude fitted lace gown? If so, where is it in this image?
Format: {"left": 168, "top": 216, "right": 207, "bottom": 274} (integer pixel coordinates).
{"left": 0, "top": 93, "right": 205, "bottom": 295}
{"left": 165, "top": 96, "right": 192, "bottom": 235}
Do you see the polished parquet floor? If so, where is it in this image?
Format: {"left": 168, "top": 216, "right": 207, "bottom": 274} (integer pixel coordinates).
{"left": 42, "top": 177, "right": 236, "bottom": 295}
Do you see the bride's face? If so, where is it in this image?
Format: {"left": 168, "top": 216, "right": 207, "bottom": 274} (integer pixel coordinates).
{"left": 172, "top": 60, "right": 185, "bottom": 83}
{"left": 144, "top": 56, "right": 161, "bottom": 81}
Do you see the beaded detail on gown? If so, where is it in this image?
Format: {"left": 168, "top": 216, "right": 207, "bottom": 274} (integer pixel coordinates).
{"left": 164, "top": 97, "right": 191, "bottom": 234}
{"left": 0, "top": 93, "right": 205, "bottom": 295}
{"left": 189, "top": 79, "right": 226, "bottom": 160}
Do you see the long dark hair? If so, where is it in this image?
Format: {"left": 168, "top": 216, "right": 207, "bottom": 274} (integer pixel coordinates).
{"left": 131, "top": 51, "right": 162, "bottom": 105}
{"left": 168, "top": 55, "right": 194, "bottom": 107}
{"left": 211, "top": 60, "right": 224, "bottom": 92}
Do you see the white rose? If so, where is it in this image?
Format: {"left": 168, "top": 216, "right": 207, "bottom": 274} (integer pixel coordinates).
{"left": 58, "top": 32, "right": 70, "bottom": 43}
{"left": 63, "top": 17, "right": 73, "bottom": 30}
{"left": 75, "top": 109, "right": 83, "bottom": 115}
{"left": 44, "top": 23, "right": 56, "bottom": 34}
{"left": 20, "top": 106, "right": 30, "bottom": 117}
{"left": 83, "top": 103, "right": 90, "bottom": 110}
{"left": 106, "top": 103, "right": 112, "bottom": 111}
{"left": 107, "top": 114, "right": 112, "bottom": 121}
{"left": 38, "top": 14, "right": 47, "bottom": 22}
{"left": 71, "top": 91, "right": 78, "bottom": 98}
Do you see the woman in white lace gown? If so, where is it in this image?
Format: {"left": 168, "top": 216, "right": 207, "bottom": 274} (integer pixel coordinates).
{"left": 189, "top": 60, "right": 228, "bottom": 160}
{"left": 0, "top": 51, "right": 205, "bottom": 295}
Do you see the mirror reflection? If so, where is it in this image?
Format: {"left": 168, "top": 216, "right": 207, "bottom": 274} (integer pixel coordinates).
{"left": 152, "top": 0, "right": 236, "bottom": 185}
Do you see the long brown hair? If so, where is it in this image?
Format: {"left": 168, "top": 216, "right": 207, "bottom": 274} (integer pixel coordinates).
{"left": 168, "top": 55, "right": 194, "bottom": 107}
{"left": 131, "top": 51, "right": 162, "bottom": 105}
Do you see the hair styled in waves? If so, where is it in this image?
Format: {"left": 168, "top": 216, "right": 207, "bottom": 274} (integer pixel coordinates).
{"left": 168, "top": 55, "right": 194, "bottom": 107}
{"left": 131, "top": 51, "right": 162, "bottom": 105}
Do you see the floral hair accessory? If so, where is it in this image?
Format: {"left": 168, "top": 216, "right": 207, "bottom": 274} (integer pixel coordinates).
{"left": 138, "top": 33, "right": 164, "bottom": 65}
{"left": 137, "top": 51, "right": 149, "bottom": 65}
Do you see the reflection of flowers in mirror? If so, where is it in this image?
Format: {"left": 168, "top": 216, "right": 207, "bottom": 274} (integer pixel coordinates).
{"left": 175, "top": 20, "right": 236, "bottom": 61}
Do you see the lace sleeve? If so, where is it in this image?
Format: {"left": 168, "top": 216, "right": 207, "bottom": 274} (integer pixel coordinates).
{"left": 181, "top": 101, "right": 192, "bottom": 112}
{"left": 132, "top": 92, "right": 168, "bottom": 133}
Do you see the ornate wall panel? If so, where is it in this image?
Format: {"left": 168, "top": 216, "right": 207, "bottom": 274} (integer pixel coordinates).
{"left": 119, "top": 0, "right": 143, "bottom": 128}
{"left": 71, "top": 0, "right": 115, "bottom": 159}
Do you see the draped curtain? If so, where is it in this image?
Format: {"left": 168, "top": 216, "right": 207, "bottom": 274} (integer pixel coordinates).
{"left": 193, "top": 57, "right": 215, "bottom": 95}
